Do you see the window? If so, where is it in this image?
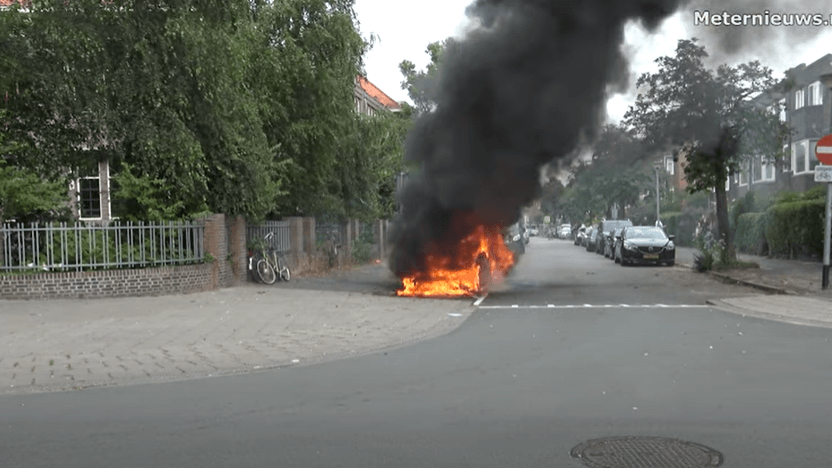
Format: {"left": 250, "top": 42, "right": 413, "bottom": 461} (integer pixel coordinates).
{"left": 793, "top": 141, "right": 806, "bottom": 173}
{"left": 779, "top": 98, "right": 786, "bottom": 121}
{"left": 79, "top": 177, "right": 101, "bottom": 218}
{"left": 795, "top": 89, "right": 805, "bottom": 109}
{"left": 665, "top": 157, "right": 674, "bottom": 175}
{"left": 808, "top": 81, "right": 823, "bottom": 106}
{"left": 782, "top": 145, "right": 790, "bottom": 172}
{"left": 355, "top": 97, "right": 360, "bottom": 112}
{"left": 751, "top": 155, "right": 775, "bottom": 183}
{"left": 791, "top": 139, "right": 821, "bottom": 174}
{"left": 725, "top": 175, "right": 730, "bottom": 191}
{"left": 738, "top": 164, "right": 748, "bottom": 186}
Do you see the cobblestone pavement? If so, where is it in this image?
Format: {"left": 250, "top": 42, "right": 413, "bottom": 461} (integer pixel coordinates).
{"left": 0, "top": 281, "right": 473, "bottom": 396}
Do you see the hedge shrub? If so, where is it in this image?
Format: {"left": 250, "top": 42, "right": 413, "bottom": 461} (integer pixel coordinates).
{"left": 662, "top": 211, "right": 696, "bottom": 246}
{"left": 765, "top": 198, "right": 826, "bottom": 258}
{"left": 734, "top": 212, "right": 767, "bottom": 255}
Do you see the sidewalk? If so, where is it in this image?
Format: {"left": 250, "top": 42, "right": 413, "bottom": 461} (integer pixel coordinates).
{"left": 676, "top": 246, "right": 832, "bottom": 329}
{"left": 0, "top": 274, "right": 474, "bottom": 396}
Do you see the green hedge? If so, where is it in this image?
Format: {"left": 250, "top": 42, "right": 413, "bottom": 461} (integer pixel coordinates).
{"left": 734, "top": 212, "right": 767, "bottom": 255}
{"left": 765, "top": 198, "right": 826, "bottom": 258}
{"left": 662, "top": 211, "right": 696, "bottom": 247}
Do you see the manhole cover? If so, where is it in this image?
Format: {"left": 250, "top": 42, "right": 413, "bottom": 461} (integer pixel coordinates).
{"left": 570, "top": 436, "right": 723, "bottom": 468}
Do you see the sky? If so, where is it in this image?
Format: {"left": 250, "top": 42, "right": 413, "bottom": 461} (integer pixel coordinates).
{"left": 353, "top": 0, "right": 832, "bottom": 124}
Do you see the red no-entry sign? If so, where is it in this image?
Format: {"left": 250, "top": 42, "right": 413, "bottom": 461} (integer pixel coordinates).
{"left": 816, "top": 134, "right": 832, "bottom": 165}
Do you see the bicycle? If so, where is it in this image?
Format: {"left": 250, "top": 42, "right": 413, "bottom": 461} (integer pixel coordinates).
{"left": 250, "top": 231, "right": 291, "bottom": 284}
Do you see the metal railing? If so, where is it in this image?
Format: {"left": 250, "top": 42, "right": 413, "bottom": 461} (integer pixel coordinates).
{"left": 247, "top": 220, "right": 291, "bottom": 253}
{"left": 315, "top": 222, "right": 342, "bottom": 247}
{"left": 0, "top": 221, "right": 204, "bottom": 272}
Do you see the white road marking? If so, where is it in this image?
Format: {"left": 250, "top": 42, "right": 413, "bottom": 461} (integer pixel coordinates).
{"left": 477, "top": 304, "right": 710, "bottom": 309}
{"left": 473, "top": 295, "right": 487, "bottom": 306}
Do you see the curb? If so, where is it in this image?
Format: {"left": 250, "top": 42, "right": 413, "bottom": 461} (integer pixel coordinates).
{"left": 678, "top": 262, "right": 795, "bottom": 296}
{"left": 706, "top": 271, "right": 795, "bottom": 295}
{"left": 705, "top": 298, "right": 832, "bottom": 330}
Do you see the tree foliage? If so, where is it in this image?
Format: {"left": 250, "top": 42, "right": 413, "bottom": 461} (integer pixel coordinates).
{"left": 0, "top": 0, "right": 392, "bottom": 222}
{"left": 623, "top": 39, "right": 789, "bottom": 262}
{"left": 553, "top": 124, "right": 652, "bottom": 223}
{"left": 398, "top": 39, "right": 454, "bottom": 116}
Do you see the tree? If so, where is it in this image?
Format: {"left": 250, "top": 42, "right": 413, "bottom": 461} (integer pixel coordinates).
{"left": 556, "top": 125, "right": 653, "bottom": 223}
{"left": 0, "top": 0, "right": 369, "bottom": 222}
{"left": 624, "top": 39, "right": 789, "bottom": 262}
{"left": 334, "top": 109, "right": 410, "bottom": 221}
{"left": 253, "top": 0, "right": 369, "bottom": 219}
{"left": 398, "top": 39, "right": 455, "bottom": 116}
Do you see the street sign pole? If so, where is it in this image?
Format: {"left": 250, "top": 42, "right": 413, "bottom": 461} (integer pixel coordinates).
{"left": 823, "top": 182, "right": 831, "bottom": 289}
{"left": 813, "top": 134, "right": 832, "bottom": 289}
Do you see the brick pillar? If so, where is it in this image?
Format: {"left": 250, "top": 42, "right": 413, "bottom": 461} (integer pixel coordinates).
{"left": 373, "top": 220, "right": 382, "bottom": 261}
{"left": 228, "top": 215, "right": 246, "bottom": 285}
{"left": 287, "top": 216, "right": 304, "bottom": 267}
{"left": 302, "top": 217, "right": 316, "bottom": 257}
{"left": 343, "top": 219, "right": 353, "bottom": 266}
{"left": 201, "top": 214, "right": 227, "bottom": 290}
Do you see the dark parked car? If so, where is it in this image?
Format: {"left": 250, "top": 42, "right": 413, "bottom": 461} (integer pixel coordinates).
{"left": 595, "top": 219, "right": 633, "bottom": 256}
{"left": 606, "top": 227, "right": 626, "bottom": 259}
{"left": 586, "top": 227, "right": 599, "bottom": 252}
{"left": 574, "top": 226, "right": 586, "bottom": 246}
{"left": 615, "top": 226, "right": 675, "bottom": 266}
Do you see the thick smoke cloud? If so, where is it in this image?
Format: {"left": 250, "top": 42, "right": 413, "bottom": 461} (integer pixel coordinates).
{"left": 684, "top": 0, "right": 828, "bottom": 65}
{"left": 388, "top": 0, "right": 688, "bottom": 279}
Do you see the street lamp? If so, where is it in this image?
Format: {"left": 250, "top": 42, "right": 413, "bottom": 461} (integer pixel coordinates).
{"left": 653, "top": 161, "right": 662, "bottom": 225}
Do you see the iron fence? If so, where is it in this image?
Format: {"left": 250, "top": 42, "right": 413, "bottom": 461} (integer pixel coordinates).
{"left": 315, "top": 222, "right": 342, "bottom": 247}
{"left": 0, "top": 221, "right": 204, "bottom": 272}
{"left": 247, "top": 220, "right": 292, "bottom": 253}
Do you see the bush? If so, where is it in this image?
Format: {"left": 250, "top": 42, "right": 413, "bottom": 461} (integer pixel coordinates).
{"left": 734, "top": 212, "right": 768, "bottom": 255}
{"left": 662, "top": 211, "right": 696, "bottom": 246}
{"left": 765, "top": 198, "right": 826, "bottom": 258}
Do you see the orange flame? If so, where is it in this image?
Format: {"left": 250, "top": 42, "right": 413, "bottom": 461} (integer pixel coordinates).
{"left": 396, "top": 225, "right": 515, "bottom": 297}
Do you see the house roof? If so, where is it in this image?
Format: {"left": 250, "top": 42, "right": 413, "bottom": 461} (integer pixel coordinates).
{"left": 356, "top": 75, "right": 401, "bottom": 110}
{"left": 785, "top": 53, "right": 832, "bottom": 87}
{"left": 0, "top": 0, "right": 31, "bottom": 7}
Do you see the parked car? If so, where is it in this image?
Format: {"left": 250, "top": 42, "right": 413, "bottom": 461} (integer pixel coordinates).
{"left": 586, "top": 227, "right": 599, "bottom": 252}
{"left": 609, "top": 227, "right": 626, "bottom": 260}
{"left": 595, "top": 219, "right": 633, "bottom": 257}
{"left": 574, "top": 226, "right": 586, "bottom": 245}
{"left": 604, "top": 227, "right": 625, "bottom": 259}
{"left": 559, "top": 225, "right": 572, "bottom": 239}
{"left": 582, "top": 227, "right": 594, "bottom": 248}
{"left": 615, "top": 226, "right": 675, "bottom": 266}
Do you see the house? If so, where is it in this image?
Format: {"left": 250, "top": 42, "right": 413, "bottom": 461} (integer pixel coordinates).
{"left": 725, "top": 53, "right": 832, "bottom": 203}
{"left": 355, "top": 75, "right": 401, "bottom": 116}
{"left": 0, "top": 0, "right": 30, "bottom": 10}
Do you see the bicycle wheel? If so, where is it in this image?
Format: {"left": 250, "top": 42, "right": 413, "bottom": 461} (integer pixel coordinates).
{"left": 256, "top": 259, "right": 277, "bottom": 284}
{"left": 280, "top": 267, "right": 291, "bottom": 282}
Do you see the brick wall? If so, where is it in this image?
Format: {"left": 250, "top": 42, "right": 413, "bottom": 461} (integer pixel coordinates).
{"left": 1, "top": 213, "right": 248, "bottom": 300}
{"left": 0, "top": 264, "right": 213, "bottom": 300}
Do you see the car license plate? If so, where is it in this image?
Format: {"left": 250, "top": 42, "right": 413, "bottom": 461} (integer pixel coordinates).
{"left": 643, "top": 254, "right": 659, "bottom": 259}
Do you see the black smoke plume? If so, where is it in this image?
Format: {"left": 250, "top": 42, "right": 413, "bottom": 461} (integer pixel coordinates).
{"left": 683, "top": 0, "right": 828, "bottom": 65}
{"left": 389, "top": 0, "right": 691, "bottom": 279}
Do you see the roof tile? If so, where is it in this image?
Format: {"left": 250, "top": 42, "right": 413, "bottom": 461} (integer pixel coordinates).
{"left": 357, "top": 75, "right": 401, "bottom": 110}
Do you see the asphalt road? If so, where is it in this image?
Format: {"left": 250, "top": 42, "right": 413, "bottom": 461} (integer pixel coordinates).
{"left": 3, "top": 237, "right": 832, "bottom": 468}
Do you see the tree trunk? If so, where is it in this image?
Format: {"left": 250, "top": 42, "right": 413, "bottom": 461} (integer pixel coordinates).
{"left": 713, "top": 182, "right": 736, "bottom": 263}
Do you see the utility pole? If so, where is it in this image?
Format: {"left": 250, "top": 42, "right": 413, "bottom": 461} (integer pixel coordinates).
{"left": 653, "top": 161, "right": 661, "bottom": 224}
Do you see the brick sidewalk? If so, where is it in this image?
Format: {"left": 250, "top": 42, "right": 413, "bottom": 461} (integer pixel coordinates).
{"left": 0, "top": 286, "right": 473, "bottom": 396}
